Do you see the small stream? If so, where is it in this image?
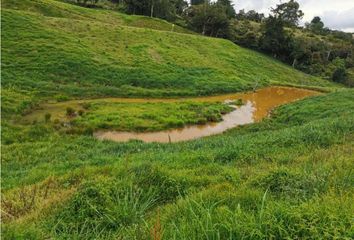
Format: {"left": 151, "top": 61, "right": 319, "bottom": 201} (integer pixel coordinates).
{"left": 94, "top": 87, "right": 319, "bottom": 143}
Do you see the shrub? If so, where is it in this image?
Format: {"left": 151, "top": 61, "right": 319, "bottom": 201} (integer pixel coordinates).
{"left": 78, "top": 110, "right": 84, "bottom": 116}
{"left": 332, "top": 67, "right": 347, "bottom": 84}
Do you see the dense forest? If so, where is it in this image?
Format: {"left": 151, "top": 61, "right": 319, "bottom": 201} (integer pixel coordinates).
{"left": 67, "top": 0, "right": 354, "bottom": 87}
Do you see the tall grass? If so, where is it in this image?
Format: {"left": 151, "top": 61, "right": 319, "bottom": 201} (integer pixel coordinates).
{"left": 2, "top": 90, "right": 353, "bottom": 239}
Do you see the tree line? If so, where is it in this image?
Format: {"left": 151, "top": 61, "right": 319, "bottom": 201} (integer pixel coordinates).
{"left": 72, "top": 0, "right": 354, "bottom": 86}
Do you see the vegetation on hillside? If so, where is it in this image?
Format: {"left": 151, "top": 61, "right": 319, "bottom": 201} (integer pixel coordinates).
{"left": 63, "top": 0, "right": 354, "bottom": 86}
{"left": 2, "top": 0, "right": 333, "bottom": 108}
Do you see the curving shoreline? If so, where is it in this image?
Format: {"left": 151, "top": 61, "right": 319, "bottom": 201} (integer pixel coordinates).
{"left": 94, "top": 86, "right": 319, "bottom": 143}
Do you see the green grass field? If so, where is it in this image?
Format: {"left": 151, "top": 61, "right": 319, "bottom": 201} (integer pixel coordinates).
{"left": 2, "top": 0, "right": 337, "bottom": 103}
{"left": 1, "top": 0, "right": 353, "bottom": 239}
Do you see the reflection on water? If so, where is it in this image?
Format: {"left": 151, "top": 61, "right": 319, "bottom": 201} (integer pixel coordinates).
{"left": 94, "top": 87, "right": 319, "bottom": 143}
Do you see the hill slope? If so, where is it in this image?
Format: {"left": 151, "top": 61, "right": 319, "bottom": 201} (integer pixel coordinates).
{"left": 1, "top": 1, "right": 353, "bottom": 239}
{"left": 2, "top": 0, "right": 336, "bottom": 104}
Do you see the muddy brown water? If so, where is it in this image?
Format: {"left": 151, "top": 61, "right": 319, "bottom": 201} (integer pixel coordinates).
{"left": 94, "top": 87, "right": 319, "bottom": 143}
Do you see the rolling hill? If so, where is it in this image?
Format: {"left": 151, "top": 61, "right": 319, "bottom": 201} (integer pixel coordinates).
{"left": 1, "top": 0, "right": 353, "bottom": 239}
{"left": 2, "top": 0, "right": 335, "bottom": 104}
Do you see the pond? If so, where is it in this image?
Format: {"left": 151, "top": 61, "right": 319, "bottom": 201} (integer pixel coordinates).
{"left": 94, "top": 86, "right": 319, "bottom": 143}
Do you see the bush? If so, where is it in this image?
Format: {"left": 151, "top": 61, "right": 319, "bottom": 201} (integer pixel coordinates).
{"left": 332, "top": 68, "right": 347, "bottom": 84}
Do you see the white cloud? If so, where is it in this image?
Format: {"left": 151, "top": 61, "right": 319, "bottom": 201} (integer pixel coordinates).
{"left": 232, "top": 0, "right": 354, "bottom": 32}
{"left": 320, "top": 8, "right": 354, "bottom": 31}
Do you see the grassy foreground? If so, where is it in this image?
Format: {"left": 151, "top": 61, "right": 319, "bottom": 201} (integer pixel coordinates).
{"left": 2, "top": 89, "right": 354, "bottom": 239}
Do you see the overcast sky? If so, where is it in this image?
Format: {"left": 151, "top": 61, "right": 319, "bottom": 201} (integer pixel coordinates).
{"left": 232, "top": 0, "right": 354, "bottom": 32}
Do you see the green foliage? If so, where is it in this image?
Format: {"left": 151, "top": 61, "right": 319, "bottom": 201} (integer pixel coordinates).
{"left": 259, "top": 16, "right": 293, "bottom": 62}
{"left": 306, "top": 16, "right": 325, "bottom": 34}
{"left": 271, "top": 0, "right": 304, "bottom": 27}
{"left": 216, "top": 0, "right": 236, "bottom": 19}
{"left": 332, "top": 68, "right": 347, "bottom": 83}
{"left": 228, "top": 20, "right": 259, "bottom": 49}
{"left": 235, "top": 9, "right": 265, "bottom": 22}
{"left": 191, "top": 0, "right": 206, "bottom": 5}
{"left": 123, "top": 0, "right": 185, "bottom": 21}
{"left": 184, "top": 2, "right": 230, "bottom": 37}
{"left": 331, "top": 57, "right": 348, "bottom": 83}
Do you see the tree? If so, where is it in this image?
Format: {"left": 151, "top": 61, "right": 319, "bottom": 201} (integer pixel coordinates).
{"left": 246, "top": 10, "right": 264, "bottom": 22}
{"left": 306, "top": 16, "right": 325, "bottom": 34}
{"left": 173, "top": 0, "right": 188, "bottom": 15}
{"left": 259, "top": 16, "right": 293, "bottom": 62}
{"left": 191, "top": 0, "right": 206, "bottom": 5}
{"left": 123, "top": 0, "right": 146, "bottom": 15}
{"left": 271, "top": 0, "right": 304, "bottom": 27}
{"left": 235, "top": 9, "right": 246, "bottom": 20}
{"left": 289, "top": 36, "right": 312, "bottom": 69}
{"left": 216, "top": 0, "right": 236, "bottom": 19}
{"left": 236, "top": 10, "right": 265, "bottom": 22}
{"left": 228, "top": 20, "right": 259, "bottom": 49}
{"left": 184, "top": 2, "right": 229, "bottom": 37}
{"left": 331, "top": 58, "right": 347, "bottom": 84}
{"left": 123, "top": 0, "right": 180, "bottom": 21}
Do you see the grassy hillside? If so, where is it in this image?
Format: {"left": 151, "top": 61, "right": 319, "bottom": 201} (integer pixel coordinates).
{"left": 1, "top": 0, "right": 192, "bottom": 33}
{"left": 2, "top": 0, "right": 336, "bottom": 106}
{"left": 1, "top": 0, "right": 353, "bottom": 239}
